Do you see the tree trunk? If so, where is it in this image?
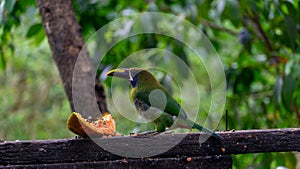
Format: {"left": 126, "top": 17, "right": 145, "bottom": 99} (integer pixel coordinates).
{"left": 36, "top": 0, "right": 108, "bottom": 118}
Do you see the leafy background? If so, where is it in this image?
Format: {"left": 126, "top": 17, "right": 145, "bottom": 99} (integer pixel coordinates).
{"left": 0, "top": 0, "right": 299, "bottom": 168}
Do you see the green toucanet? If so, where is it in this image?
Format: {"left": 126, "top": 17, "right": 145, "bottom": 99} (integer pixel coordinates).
{"left": 106, "top": 68, "right": 222, "bottom": 139}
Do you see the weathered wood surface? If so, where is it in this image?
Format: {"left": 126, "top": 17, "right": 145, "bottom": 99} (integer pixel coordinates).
{"left": 0, "top": 128, "right": 299, "bottom": 168}
{"left": 0, "top": 156, "right": 232, "bottom": 169}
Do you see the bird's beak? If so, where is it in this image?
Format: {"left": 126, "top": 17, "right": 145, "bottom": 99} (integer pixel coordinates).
{"left": 106, "top": 68, "right": 133, "bottom": 81}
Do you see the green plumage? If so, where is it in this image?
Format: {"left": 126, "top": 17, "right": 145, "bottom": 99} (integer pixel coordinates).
{"left": 106, "top": 68, "right": 222, "bottom": 139}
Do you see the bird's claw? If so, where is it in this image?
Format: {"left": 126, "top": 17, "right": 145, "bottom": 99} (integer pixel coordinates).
{"left": 162, "top": 130, "right": 176, "bottom": 134}
{"left": 131, "top": 130, "right": 160, "bottom": 137}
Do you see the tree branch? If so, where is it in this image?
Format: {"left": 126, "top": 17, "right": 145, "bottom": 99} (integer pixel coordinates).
{"left": 248, "top": 14, "right": 274, "bottom": 53}
{"left": 36, "top": 0, "right": 108, "bottom": 118}
{"left": 200, "top": 19, "right": 239, "bottom": 36}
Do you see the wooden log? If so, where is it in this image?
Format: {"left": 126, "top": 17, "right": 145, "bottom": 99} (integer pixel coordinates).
{"left": 0, "top": 128, "right": 299, "bottom": 167}
{"left": 0, "top": 156, "right": 232, "bottom": 169}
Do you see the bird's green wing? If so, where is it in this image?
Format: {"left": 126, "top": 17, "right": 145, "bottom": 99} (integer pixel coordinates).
{"left": 164, "top": 96, "right": 188, "bottom": 119}
{"left": 134, "top": 90, "right": 187, "bottom": 119}
{"left": 134, "top": 90, "right": 223, "bottom": 139}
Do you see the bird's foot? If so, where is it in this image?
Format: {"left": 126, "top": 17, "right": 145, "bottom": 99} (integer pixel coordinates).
{"left": 162, "top": 130, "right": 176, "bottom": 134}
{"left": 131, "top": 130, "right": 160, "bottom": 137}
{"left": 162, "top": 129, "right": 176, "bottom": 134}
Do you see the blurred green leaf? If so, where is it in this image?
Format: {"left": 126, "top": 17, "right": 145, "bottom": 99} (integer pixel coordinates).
{"left": 281, "top": 0, "right": 297, "bottom": 20}
{"left": 33, "top": 26, "right": 45, "bottom": 45}
{"left": 274, "top": 76, "right": 283, "bottom": 108}
{"left": 197, "top": 0, "right": 212, "bottom": 19}
{"left": 284, "top": 15, "right": 297, "bottom": 51}
{"left": 282, "top": 74, "right": 296, "bottom": 111}
{"left": 171, "top": 40, "right": 189, "bottom": 78}
{"left": 233, "top": 67, "right": 254, "bottom": 94}
{"left": 222, "top": 0, "right": 242, "bottom": 27}
{"left": 0, "top": 51, "right": 6, "bottom": 70}
{"left": 26, "top": 23, "right": 43, "bottom": 38}
{"left": 4, "top": 0, "right": 16, "bottom": 14}
{"left": 283, "top": 152, "right": 297, "bottom": 169}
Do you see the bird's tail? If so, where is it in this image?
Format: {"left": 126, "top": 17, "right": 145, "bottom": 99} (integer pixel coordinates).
{"left": 178, "top": 119, "right": 223, "bottom": 140}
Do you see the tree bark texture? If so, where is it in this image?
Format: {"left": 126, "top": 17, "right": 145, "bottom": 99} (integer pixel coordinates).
{"left": 36, "top": 0, "right": 108, "bottom": 118}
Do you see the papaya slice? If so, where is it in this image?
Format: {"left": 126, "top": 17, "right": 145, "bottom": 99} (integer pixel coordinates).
{"left": 67, "top": 112, "right": 116, "bottom": 138}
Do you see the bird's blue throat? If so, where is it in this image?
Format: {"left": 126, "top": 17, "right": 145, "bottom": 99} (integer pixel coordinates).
{"left": 130, "top": 75, "right": 138, "bottom": 88}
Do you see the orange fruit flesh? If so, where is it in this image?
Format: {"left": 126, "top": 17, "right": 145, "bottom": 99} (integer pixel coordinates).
{"left": 67, "top": 112, "right": 116, "bottom": 138}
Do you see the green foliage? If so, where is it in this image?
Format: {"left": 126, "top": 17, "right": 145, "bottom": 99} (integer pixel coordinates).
{"left": 0, "top": 0, "right": 73, "bottom": 140}
{"left": 233, "top": 152, "right": 297, "bottom": 169}
{"left": 0, "top": 0, "right": 299, "bottom": 168}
